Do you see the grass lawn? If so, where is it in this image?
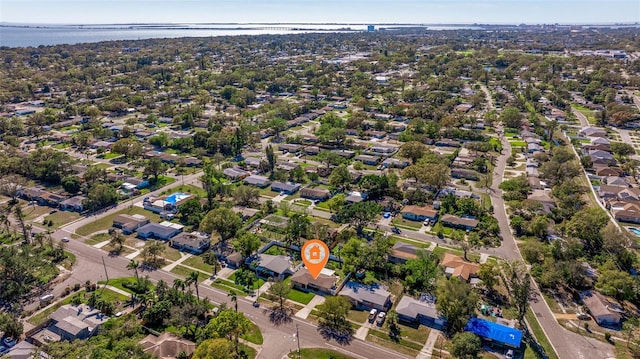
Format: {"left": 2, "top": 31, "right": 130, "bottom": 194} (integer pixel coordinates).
{"left": 288, "top": 348, "right": 355, "bottom": 359}
{"left": 509, "top": 140, "right": 526, "bottom": 147}
{"left": 212, "top": 278, "right": 248, "bottom": 293}
{"left": 162, "top": 246, "right": 182, "bottom": 262}
{"left": 259, "top": 187, "right": 277, "bottom": 198}
{"left": 170, "top": 184, "right": 207, "bottom": 198}
{"left": 240, "top": 321, "right": 264, "bottom": 345}
{"left": 348, "top": 309, "right": 369, "bottom": 323}
{"left": 44, "top": 211, "right": 81, "bottom": 229}
{"left": 392, "top": 217, "right": 422, "bottom": 230}
{"left": 101, "top": 152, "right": 122, "bottom": 159}
{"left": 24, "top": 205, "right": 53, "bottom": 221}
{"left": 525, "top": 308, "right": 559, "bottom": 359}
{"left": 170, "top": 265, "right": 208, "bottom": 281}
{"left": 98, "top": 277, "right": 155, "bottom": 295}
{"left": 229, "top": 273, "right": 265, "bottom": 290}
{"left": 366, "top": 328, "right": 422, "bottom": 357}
{"left": 396, "top": 323, "right": 430, "bottom": 344}
{"left": 240, "top": 343, "right": 257, "bottom": 359}
{"left": 85, "top": 233, "right": 110, "bottom": 245}
{"left": 182, "top": 255, "right": 214, "bottom": 273}
{"left": 287, "top": 288, "right": 315, "bottom": 304}
{"left": 76, "top": 207, "right": 162, "bottom": 237}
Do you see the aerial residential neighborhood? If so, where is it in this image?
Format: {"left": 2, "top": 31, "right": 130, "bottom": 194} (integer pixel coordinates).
{"left": 0, "top": 18, "right": 639, "bottom": 359}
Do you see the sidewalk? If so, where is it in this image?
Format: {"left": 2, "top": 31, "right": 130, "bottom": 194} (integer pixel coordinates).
{"left": 294, "top": 295, "right": 325, "bottom": 319}
{"left": 416, "top": 329, "right": 441, "bottom": 359}
{"left": 162, "top": 252, "right": 192, "bottom": 271}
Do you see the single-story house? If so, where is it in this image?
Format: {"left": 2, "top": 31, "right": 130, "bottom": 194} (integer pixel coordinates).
{"left": 439, "top": 214, "right": 479, "bottom": 230}
{"left": 367, "top": 145, "right": 398, "bottom": 156}
{"left": 278, "top": 143, "right": 302, "bottom": 153}
{"left": 59, "top": 196, "right": 85, "bottom": 212}
{"left": 244, "top": 175, "right": 271, "bottom": 188}
{"left": 339, "top": 282, "right": 392, "bottom": 311}
{"left": 42, "top": 304, "right": 109, "bottom": 343}
{"left": 354, "top": 154, "right": 380, "bottom": 166}
{"left": 123, "top": 177, "right": 149, "bottom": 189}
{"left": 346, "top": 191, "right": 365, "bottom": 203}
{"left": 595, "top": 166, "right": 623, "bottom": 177}
{"left": 395, "top": 296, "right": 446, "bottom": 328}
{"left": 388, "top": 242, "right": 422, "bottom": 264}
{"left": 580, "top": 290, "right": 622, "bottom": 327}
{"left": 139, "top": 332, "right": 196, "bottom": 359}
{"left": 304, "top": 146, "right": 320, "bottom": 155}
{"left": 232, "top": 206, "right": 260, "bottom": 220}
{"left": 244, "top": 157, "right": 263, "bottom": 168}
{"left": 223, "top": 167, "right": 250, "bottom": 181}
{"left": 113, "top": 214, "right": 150, "bottom": 234}
{"left": 451, "top": 169, "right": 480, "bottom": 181}
{"left": 382, "top": 158, "right": 409, "bottom": 169}
{"left": 464, "top": 317, "right": 523, "bottom": 349}
{"left": 271, "top": 182, "right": 301, "bottom": 195}
{"left": 579, "top": 127, "right": 607, "bottom": 138}
{"left": 527, "top": 190, "right": 556, "bottom": 214}
{"left": 331, "top": 149, "right": 355, "bottom": 159}
{"left": 137, "top": 221, "right": 184, "bottom": 240}
{"left": 300, "top": 187, "right": 331, "bottom": 201}
{"left": 291, "top": 267, "right": 340, "bottom": 295}
{"left": 169, "top": 232, "right": 210, "bottom": 254}
{"left": 250, "top": 254, "right": 293, "bottom": 279}
{"left": 401, "top": 205, "right": 438, "bottom": 222}
{"left": 441, "top": 253, "right": 480, "bottom": 283}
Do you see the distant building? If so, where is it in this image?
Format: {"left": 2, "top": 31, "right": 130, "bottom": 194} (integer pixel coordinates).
{"left": 367, "top": 25, "right": 375, "bottom": 32}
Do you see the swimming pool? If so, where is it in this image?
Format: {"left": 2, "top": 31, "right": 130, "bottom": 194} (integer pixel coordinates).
{"left": 165, "top": 192, "right": 190, "bottom": 204}
{"left": 627, "top": 227, "right": 640, "bottom": 236}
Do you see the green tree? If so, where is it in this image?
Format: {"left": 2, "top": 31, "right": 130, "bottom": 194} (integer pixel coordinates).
{"left": 596, "top": 262, "right": 638, "bottom": 301}
{"left": 268, "top": 278, "right": 291, "bottom": 321}
{"left": 109, "top": 229, "right": 125, "bottom": 253}
{"left": 141, "top": 240, "right": 165, "bottom": 267}
{"left": 336, "top": 201, "right": 382, "bottom": 233}
{"left": 436, "top": 278, "right": 478, "bottom": 334}
{"left": 143, "top": 157, "right": 167, "bottom": 183}
{"left": 402, "top": 250, "right": 441, "bottom": 294}
{"left": 199, "top": 207, "right": 243, "bottom": 247}
{"left": 61, "top": 176, "right": 82, "bottom": 194}
{"left": 186, "top": 271, "right": 200, "bottom": 301}
{"left": 450, "top": 332, "right": 482, "bottom": 359}
{"left": 127, "top": 259, "right": 140, "bottom": 283}
{"left": 232, "top": 231, "right": 261, "bottom": 258}
{"left": 232, "top": 185, "right": 260, "bottom": 207}
{"left": 192, "top": 338, "right": 234, "bottom": 359}
{"left": 503, "top": 260, "right": 532, "bottom": 325}
{"left": 400, "top": 141, "right": 428, "bottom": 164}
{"left": 326, "top": 193, "right": 346, "bottom": 213}
{"left": 83, "top": 182, "right": 118, "bottom": 212}
{"left": 284, "top": 213, "right": 310, "bottom": 248}
{"left": 267, "top": 117, "right": 288, "bottom": 139}
{"left": 317, "top": 296, "right": 353, "bottom": 340}
{"left": 611, "top": 141, "right": 635, "bottom": 161}
{"left": 111, "top": 138, "right": 143, "bottom": 159}
{"left": 178, "top": 198, "right": 203, "bottom": 226}
{"left": 328, "top": 164, "right": 352, "bottom": 192}
{"left": 205, "top": 309, "right": 251, "bottom": 356}
{"left": 500, "top": 106, "right": 523, "bottom": 129}
{"left": 0, "top": 312, "right": 23, "bottom": 339}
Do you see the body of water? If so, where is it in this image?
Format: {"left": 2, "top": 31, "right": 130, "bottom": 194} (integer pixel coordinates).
{"left": 0, "top": 23, "right": 479, "bottom": 47}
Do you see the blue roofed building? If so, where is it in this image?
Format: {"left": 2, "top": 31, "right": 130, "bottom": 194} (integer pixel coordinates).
{"left": 464, "top": 317, "right": 523, "bottom": 349}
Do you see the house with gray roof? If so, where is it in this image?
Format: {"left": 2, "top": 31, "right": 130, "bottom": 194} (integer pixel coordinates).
{"left": 137, "top": 221, "right": 183, "bottom": 240}
{"left": 244, "top": 175, "right": 271, "bottom": 188}
{"left": 169, "top": 232, "right": 210, "bottom": 254}
{"left": 395, "top": 296, "right": 446, "bottom": 328}
{"left": 271, "top": 182, "right": 301, "bottom": 195}
{"left": 250, "top": 254, "right": 293, "bottom": 279}
{"left": 339, "top": 282, "right": 392, "bottom": 311}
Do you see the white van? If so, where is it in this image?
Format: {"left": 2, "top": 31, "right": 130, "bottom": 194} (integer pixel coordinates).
{"left": 39, "top": 294, "right": 54, "bottom": 304}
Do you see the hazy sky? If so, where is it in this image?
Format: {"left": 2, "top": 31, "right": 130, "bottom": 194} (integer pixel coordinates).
{"left": 1, "top": 0, "right": 639, "bottom": 25}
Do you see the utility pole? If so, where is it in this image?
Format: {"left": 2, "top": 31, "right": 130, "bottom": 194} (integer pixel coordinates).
{"left": 296, "top": 324, "right": 301, "bottom": 359}
{"left": 100, "top": 256, "right": 109, "bottom": 294}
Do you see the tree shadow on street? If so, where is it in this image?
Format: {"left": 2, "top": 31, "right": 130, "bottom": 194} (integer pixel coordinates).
{"left": 268, "top": 306, "right": 293, "bottom": 326}
{"left": 317, "top": 323, "right": 353, "bottom": 345}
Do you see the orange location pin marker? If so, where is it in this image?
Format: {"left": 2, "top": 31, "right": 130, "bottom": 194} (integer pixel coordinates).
{"left": 301, "top": 239, "right": 330, "bottom": 280}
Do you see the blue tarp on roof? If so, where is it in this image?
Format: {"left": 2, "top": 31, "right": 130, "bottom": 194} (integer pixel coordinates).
{"left": 464, "top": 317, "right": 523, "bottom": 348}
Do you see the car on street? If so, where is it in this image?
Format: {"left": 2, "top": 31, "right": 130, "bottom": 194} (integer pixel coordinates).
{"left": 383, "top": 212, "right": 391, "bottom": 218}
{"left": 62, "top": 237, "right": 70, "bottom": 242}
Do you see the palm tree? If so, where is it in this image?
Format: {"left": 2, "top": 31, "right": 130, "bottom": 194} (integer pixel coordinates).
{"left": 127, "top": 260, "right": 140, "bottom": 283}
{"left": 33, "top": 232, "right": 45, "bottom": 247}
{"left": 13, "top": 205, "right": 29, "bottom": 243}
{"left": 173, "top": 278, "right": 186, "bottom": 292}
{"left": 186, "top": 271, "right": 200, "bottom": 301}
{"left": 0, "top": 206, "right": 10, "bottom": 234}
{"left": 228, "top": 290, "right": 238, "bottom": 313}
{"left": 109, "top": 229, "right": 125, "bottom": 253}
